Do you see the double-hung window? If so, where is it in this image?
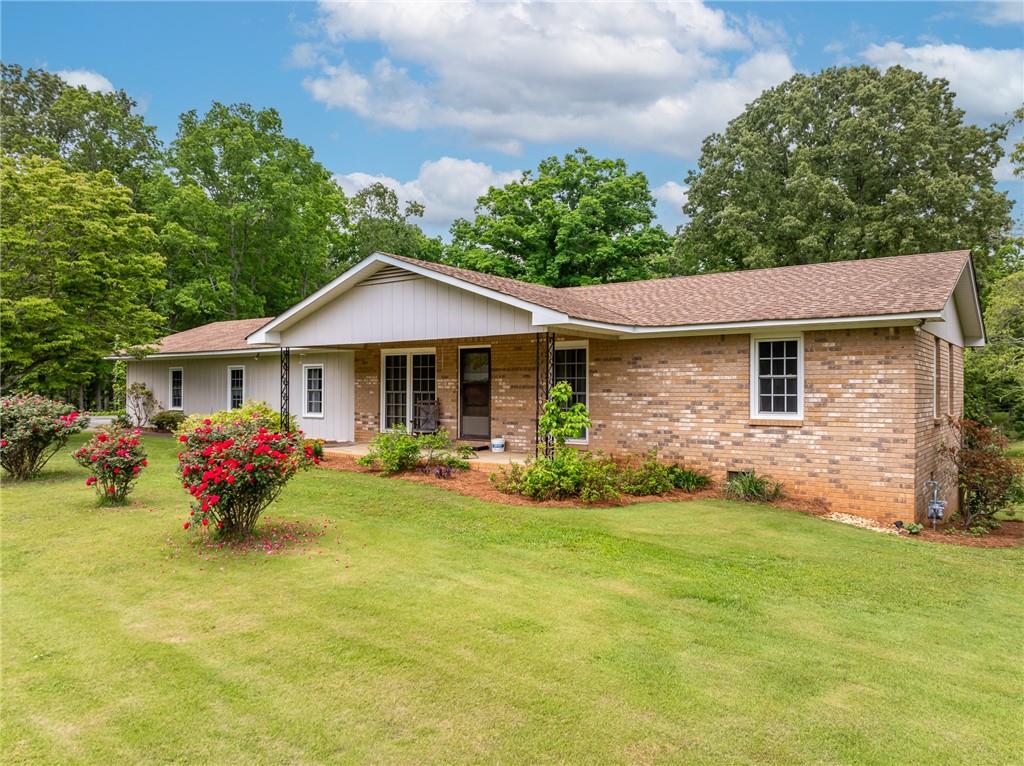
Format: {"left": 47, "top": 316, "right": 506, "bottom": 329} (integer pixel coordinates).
{"left": 169, "top": 368, "right": 183, "bottom": 410}
{"left": 227, "top": 366, "right": 245, "bottom": 410}
{"left": 304, "top": 365, "right": 324, "bottom": 417}
{"left": 751, "top": 336, "right": 802, "bottom": 419}
{"left": 554, "top": 342, "right": 588, "bottom": 442}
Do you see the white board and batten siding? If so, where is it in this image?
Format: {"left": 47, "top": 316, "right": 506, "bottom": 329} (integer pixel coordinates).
{"left": 279, "top": 270, "right": 536, "bottom": 347}
{"left": 126, "top": 352, "right": 354, "bottom": 442}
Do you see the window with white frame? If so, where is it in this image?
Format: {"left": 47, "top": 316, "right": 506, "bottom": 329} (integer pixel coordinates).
{"left": 169, "top": 368, "right": 183, "bottom": 410}
{"left": 751, "top": 337, "right": 802, "bottom": 418}
{"left": 382, "top": 350, "right": 436, "bottom": 431}
{"left": 554, "top": 343, "right": 588, "bottom": 441}
{"left": 228, "top": 366, "right": 245, "bottom": 410}
{"left": 304, "top": 365, "right": 324, "bottom": 417}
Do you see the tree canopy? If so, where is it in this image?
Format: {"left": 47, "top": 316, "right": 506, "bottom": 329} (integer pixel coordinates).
{"left": 447, "top": 148, "right": 673, "bottom": 287}
{"left": 0, "top": 63, "right": 162, "bottom": 194}
{"left": 676, "top": 66, "right": 1013, "bottom": 275}
{"left": 143, "top": 102, "right": 347, "bottom": 329}
{"left": 0, "top": 156, "right": 165, "bottom": 391}
{"left": 336, "top": 182, "right": 442, "bottom": 270}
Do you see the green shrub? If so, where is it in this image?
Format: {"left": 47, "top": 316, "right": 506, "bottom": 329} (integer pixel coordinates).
{"left": 904, "top": 521, "right": 924, "bottom": 535}
{"left": 667, "top": 465, "right": 712, "bottom": 492}
{"left": 494, "top": 449, "right": 620, "bottom": 503}
{"left": 151, "top": 410, "right": 186, "bottom": 432}
{"left": 0, "top": 394, "right": 87, "bottom": 480}
{"left": 358, "top": 426, "right": 421, "bottom": 474}
{"left": 619, "top": 450, "right": 675, "bottom": 496}
{"left": 418, "top": 429, "right": 470, "bottom": 471}
{"left": 724, "top": 470, "right": 783, "bottom": 502}
{"left": 178, "top": 401, "right": 296, "bottom": 436}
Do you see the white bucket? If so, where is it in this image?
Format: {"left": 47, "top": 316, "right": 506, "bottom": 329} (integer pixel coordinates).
{"left": 490, "top": 437, "right": 506, "bottom": 453}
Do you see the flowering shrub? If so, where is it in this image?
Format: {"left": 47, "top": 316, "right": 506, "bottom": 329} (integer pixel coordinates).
{"left": 178, "top": 400, "right": 296, "bottom": 436}
{"left": 72, "top": 426, "right": 148, "bottom": 504}
{"left": 0, "top": 394, "right": 87, "bottom": 480}
{"left": 177, "top": 415, "right": 317, "bottom": 536}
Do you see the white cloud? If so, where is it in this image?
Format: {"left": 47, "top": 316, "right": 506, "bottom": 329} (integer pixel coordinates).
{"left": 861, "top": 42, "right": 1024, "bottom": 122}
{"left": 975, "top": 1, "right": 1024, "bottom": 26}
{"left": 652, "top": 180, "right": 689, "bottom": 231}
{"left": 300, "top": 1, "right": 795, "bottom": 158}
{"left": 334, "top": 157, "right": 521, "bottom": 232}
{"left": 55, "top": 69, "right": 114, "bottom": 93}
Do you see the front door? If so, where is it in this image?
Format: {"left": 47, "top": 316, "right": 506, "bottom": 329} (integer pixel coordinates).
{"left": 459, "top": 348, "right": 490, "bottom": 440}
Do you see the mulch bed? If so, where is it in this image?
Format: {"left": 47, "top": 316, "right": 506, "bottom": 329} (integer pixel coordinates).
{"left": 321, "top": 453, "right": 1024, "bottom": 548}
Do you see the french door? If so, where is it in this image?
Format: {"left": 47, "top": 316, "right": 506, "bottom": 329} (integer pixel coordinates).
{"left": 382, "top": 351, "right": 436, "bottom": 432}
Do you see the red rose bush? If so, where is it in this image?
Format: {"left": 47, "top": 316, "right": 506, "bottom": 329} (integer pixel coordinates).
{"left": 1, "top": 394, "right": 87, "bottom": 480}
{"left": 73, "top": 426, "right": 148, "bottom": 504}
{"left": 176, "top": 415, "right": 318, "bottom": 536}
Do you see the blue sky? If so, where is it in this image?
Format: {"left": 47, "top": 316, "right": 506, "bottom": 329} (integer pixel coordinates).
{"left": 4, "top": 1, "right": 1022, "bottom": 235}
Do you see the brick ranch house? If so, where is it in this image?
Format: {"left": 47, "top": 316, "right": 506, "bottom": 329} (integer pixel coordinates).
{"left": 120, "top": 249, "right": 984, "bottom": 525}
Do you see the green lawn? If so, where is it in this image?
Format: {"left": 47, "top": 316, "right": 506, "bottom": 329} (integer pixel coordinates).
{"left": 2, "top": 435, "right": 1022, "bottom": 765}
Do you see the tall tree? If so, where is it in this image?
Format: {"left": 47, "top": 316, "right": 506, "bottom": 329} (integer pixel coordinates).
{"left": 144, "top": 103, "right": 346, "bottom": 329}
{"left": 0, "top": 156, "right": 165, "bottom": 391}
{"left": 676, "top": 66, "right": 1012, "bottom": 275}
{"left": 0, "top": 63, "right": 162, "bottom": 194}
{"left": 336, "top": 182, "right": 442, "bottom": 269}
{"left": 447, "top": 148, "right": 673, "bottom": 287}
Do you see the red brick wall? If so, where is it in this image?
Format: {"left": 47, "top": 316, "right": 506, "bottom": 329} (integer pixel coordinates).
{"left": 912, "top": 330, "right": 962, "bottom": 522}
{"left": 350, "top": 326, "right": 963, "bottom": 524}
{"left": 586, "top": 327, "right": 922, "bottom": 523}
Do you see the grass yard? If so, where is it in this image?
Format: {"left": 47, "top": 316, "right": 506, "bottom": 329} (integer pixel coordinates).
{"left": 2, "top": 435, "right": 1022, "bottom": 765}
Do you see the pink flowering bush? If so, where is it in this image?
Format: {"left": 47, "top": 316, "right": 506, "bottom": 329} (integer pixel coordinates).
{"left": 177, "top": 415, "right": 318, "bottom": 536}
{"left": 0, "top": 394, "right": 87, "bottom": 480}
{"left": 72, "top": 426, "right": 148, "bottom": 504}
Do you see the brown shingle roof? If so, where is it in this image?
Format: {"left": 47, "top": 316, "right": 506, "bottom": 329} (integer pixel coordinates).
{"left": 385, "top": 253, "right": 634, "bottom": 324}
{"left": 395, "top": 250, "right": 970, "bottom": 327}
{"left": 147, "top": 318, "right": 275, "bottom": 354}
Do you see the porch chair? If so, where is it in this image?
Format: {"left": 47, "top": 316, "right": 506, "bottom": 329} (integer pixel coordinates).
{"left": 412, "top": 399, "right": 440, "bottom": 435}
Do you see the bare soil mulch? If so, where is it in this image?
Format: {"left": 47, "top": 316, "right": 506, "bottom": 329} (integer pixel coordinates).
{"left": 321, "top": 453, "right": 1024, "bottom": 548}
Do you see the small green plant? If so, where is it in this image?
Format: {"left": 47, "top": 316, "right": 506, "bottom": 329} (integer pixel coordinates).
{"left": 538, "top": 381, "right": 591, "bottom": 447}
{"left": 904, "top": 521, "right": 924, "bottom": 535}
{"left": 667, "top": 465, "right": 711, "bottom": 492}
{"left": 418, "top": 429, "right": 470, "bottom": 471}
{"left": 151, "top": 410, "right": 187, "bottom": 432}
{"left": 358, "top": 426, "right": 422, "bottom": 474}
{"left": 724, "top": 470, "right": 783, "bottom": 502}
{"left": 619, "top": 450, "right": 674, "bottom": 496}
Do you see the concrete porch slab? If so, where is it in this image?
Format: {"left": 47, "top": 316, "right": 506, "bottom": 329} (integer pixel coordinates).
{"left": 326, "top": 442, "right": 532, "bottom": 467}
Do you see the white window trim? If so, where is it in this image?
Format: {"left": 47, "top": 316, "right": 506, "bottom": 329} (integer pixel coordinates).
{"left": 380, "top": 348, "right": 436, "bottom": 432}
{"left": 749, "top": 334, "right": 804, "bottom": 420}
{"left": 226, "top": 365, "right": 246, "bottom": 410}
{"left": 168, "top": 367, "right": 184, "bottom": 411}
{"left": 303, "top": 363, "right": 325, "bottom": 419}
{"left": 555, "top": 340, "right": 590, "bottom": 445}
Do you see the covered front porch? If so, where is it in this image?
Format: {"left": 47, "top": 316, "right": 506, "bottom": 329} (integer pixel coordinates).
{"left": 279, "top": 330, "right": 581, "bottom": 455}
